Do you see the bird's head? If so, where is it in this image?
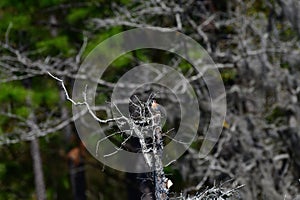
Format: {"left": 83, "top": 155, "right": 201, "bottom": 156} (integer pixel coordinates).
{"left": 150, "top": 99, "right": 159, "bottom": 110}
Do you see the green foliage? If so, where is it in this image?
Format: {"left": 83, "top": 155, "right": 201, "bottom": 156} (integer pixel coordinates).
{"left": 0, "top": 116, "right": 9, "bottom": 134}
{"left": 279, "top": 26, "right": 298, "bottom": 41}
{"left": 265, "top": 106, "right": 287, "bottom": 124}
{"left": 119, "top": 0, "right": 132, "bottom": 5}
{"left": 190, "top": 140, "right": 202, "bottom": 150}
{"left": 178, "top": 60, "right": 193, "bottom": 74}
{"left": 135, "top": 50, "right": 151, "bottom": 62}
{"left": 67, "top": 8, "right": 91, "bottom": 24}
{"left": 247, "top": 0, "right": 269, "bottom": 15}
{"left": 220, "top": 68, "right": 237, "bottom": 84}
{"left": 31, "top": 88, "right": 59, "bottom": 107}
{"left": 62, "top": 176, "right": 70, "bottom": 189}
{"left": 0, "top": 163, "right": 6, "bottom": 179}
{"left": 29, "top": 78, "right": 60, "bottom": 107}
{"left": 96, "top": 93, "right": 108, "bottom": 104}
{"left": 14, "top": 106, "right": 30, "bottom": 118}
{"left": 38, "top": 0, "right": 65, "bottom": 7}
{"left": 187, "top": 49, "right": 204, "bottom": 61}
{"left": 36, "top": 36, "right": 74, "bottom": 56}
{"left": 0, "top": 143, "right": 34, "bottom": 199}
{"left": 280, "top": 62, "right": 290, "bottom": 69}
{"left": 4, "top": 15, "right": 31, "bottom": 30}
{"left": 84, "top": 27, "right": 124, "bottom": 57}
{"left": 0, "top": 84, "right": 28, "bottom": 103}
{"left": 111, "top": 53, "right": 133, "bottom": 69}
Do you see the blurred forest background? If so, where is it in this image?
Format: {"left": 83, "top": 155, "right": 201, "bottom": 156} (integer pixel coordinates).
{"left": 0, "top": 0, "right": 300, "bottom": 199}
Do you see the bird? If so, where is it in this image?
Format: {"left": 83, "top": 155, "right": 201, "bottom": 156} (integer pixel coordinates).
{"left": 150, "top": 100, "right": 159, "bottom": 112}
{"left": 149, "top": 99, "right": 167, "bottom": 127}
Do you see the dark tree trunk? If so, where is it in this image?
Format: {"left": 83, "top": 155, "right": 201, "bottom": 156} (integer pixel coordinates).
{"left": 69, "top": 159, "right": 86, "bottom": 200}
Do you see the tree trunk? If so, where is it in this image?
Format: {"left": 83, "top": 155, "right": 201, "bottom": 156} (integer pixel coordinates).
{"left": 30, "top": 138, "right": 46, "bottom": 200}
{"left": 22, "top": 79, "right": 46, "bottom": 200}
{"left": 152, "top": 112, "right": 169, "bottom": 200}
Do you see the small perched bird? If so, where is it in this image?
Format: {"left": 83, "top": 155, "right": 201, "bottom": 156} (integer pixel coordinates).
{"left": 150, "top": 100, "right": 159, "bottom": 112}
{"left": 149, "top": 99, "right": 166, "bottom": 127}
